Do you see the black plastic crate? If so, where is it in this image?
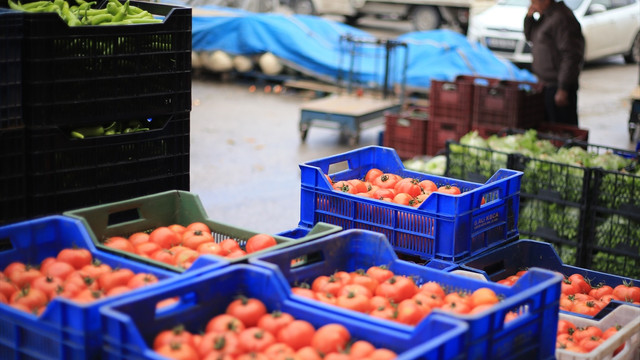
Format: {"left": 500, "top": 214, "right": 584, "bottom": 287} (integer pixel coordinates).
{"left": 584, "top": 145, "right": 640, "bottom": 278}
{"left": 5, "top": 0, "right": 191, "bottom": 127}
{"left": 445, "top": 141, "right": 510, "bottom": 183}
{"left": 26, "top": 111, "right": 190, "bottom": 218}
{"left": 0, "top": 9, "right": 22, "bottom": 129}
{"left": 517, "top": 195, "right": 587, "bottom": 266}
{"left": 0, "top": 127, "right": 27, "bottom": 225}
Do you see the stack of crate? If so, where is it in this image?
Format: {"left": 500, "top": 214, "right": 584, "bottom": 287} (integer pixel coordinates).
{"left": 0, "top": 1, "right": 192, "bottom": 225}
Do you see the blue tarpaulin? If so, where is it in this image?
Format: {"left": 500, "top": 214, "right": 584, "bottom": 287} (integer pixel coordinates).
{"left": 191, "top": 6, "right": 536, "bottom": 89}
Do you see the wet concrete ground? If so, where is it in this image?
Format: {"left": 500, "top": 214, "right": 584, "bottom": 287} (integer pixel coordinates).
{"left": 188, "top": 55, "right": 639, "bottom": 235}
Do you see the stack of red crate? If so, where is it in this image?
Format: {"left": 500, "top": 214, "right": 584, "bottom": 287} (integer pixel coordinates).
{"left": 471, "top": 80, "right": 545, "bottom": 133}
{"left": 427, "top": 76, "right": 499, "bottom": 155}
{"left": 383, "top": 106, "right": 429, "bottom": 160}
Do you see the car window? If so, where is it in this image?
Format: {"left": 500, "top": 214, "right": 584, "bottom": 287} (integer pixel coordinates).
{"left": 610, "top": 0, "right": 633, "bottom": 8}
{"left": 562, "top": 0, "right": 584, "bottom": 10}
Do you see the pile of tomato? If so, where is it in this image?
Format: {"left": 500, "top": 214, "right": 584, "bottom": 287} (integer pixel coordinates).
{"left": 497, "top": 270, "right": 639, "bottom": 355}
{"left": 290, "top": 265, "right": 509, "bottom": 326}
{"left": 498, "top": 270, "right": 640, "bottom": 316}
{"left": 102, "top": 222, "right": 278, "bottom": 269}
{"left": 556, "top": 319, "right": 625, "bottom": 355}
{"left": 0, "top": 248, "right": 159, "bottom": 315}
{"left": 327, "top": 168, "right": 463, "bottom": 208}
{"left": 152, "top": 296, "right": 399, "bottom": 360}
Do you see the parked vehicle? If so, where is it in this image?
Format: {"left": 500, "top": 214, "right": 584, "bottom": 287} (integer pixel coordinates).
{"left": 284, "top": 0, "right": 496, "bottom": 32}
{"left": 467, "top": 0, "right": 640, "bottom": 64}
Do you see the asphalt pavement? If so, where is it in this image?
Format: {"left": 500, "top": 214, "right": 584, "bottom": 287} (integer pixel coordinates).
{"left": 188, "top": 53, "right": 639, "bottom": 235}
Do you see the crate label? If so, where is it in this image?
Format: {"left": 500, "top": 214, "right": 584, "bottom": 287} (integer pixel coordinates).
{"left": 473, "top": 211, "right": 501, "bottom": 231}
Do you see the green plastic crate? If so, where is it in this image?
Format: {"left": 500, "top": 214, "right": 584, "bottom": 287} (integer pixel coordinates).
{"left": 65, "top": 190, "right": 342, "bottom": 273}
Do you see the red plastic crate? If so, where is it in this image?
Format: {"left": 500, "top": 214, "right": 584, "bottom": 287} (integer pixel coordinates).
{"left": 426, "top": 117, "right": 470, "bottom": 156}
{"left": 383, "top": 106, "right": 429, "bottom": 159}
{"left": 429, "top": 76, "right": 501, "bottom": 127}
{"left": 472, "top": 80, "right": 544, "bottom": 129}
{"left": 535, "top": 122, "right": 589, "bottom": 147}
{"left": 472, "top": 123, "right": 507, "bottom": 139}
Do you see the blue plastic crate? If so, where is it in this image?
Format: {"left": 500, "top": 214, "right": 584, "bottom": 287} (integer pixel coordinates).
{"left": 100, "top": 264, "right": 469, "bottom": 360}
{"left": 458, "top": 239, "right": 640, "bottom": 318}
{"left": 299, "top": 146, "right": 523, "bottom": 263}
{"left": 0, "top": 215, "right": 225, "bottom": 360}
{"left": 250, "top": 229, "right": 563, "bottom": 360}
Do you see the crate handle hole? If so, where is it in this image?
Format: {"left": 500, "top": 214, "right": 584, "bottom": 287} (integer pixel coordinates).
{"left": 107, "top": 208, "right": 141, "bottom": 226}
{"left": 482, "top": 260, "right": 505, "bottom": 277}
{"left": 0, "top": 237, "right": 13, "bottom": 253}
{"left": 328, "top": 161, "right": 349, "bottom": 174}
{"left": 291, "top": 250, "right": 324, "bottom": 269}
{"left": 155, "top": 293, "right": 198, "bottom": 319}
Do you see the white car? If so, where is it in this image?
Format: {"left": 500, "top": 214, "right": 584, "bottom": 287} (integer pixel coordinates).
{"left": 467, "top": 0, "right": 640, "bottom": 64}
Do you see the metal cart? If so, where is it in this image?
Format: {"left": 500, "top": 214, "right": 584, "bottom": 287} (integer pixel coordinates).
{"left": 299, "top": 35, "right": 408, "bottom": 146}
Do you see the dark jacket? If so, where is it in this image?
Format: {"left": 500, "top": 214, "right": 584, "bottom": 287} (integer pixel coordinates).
{"left": 524, "top": 1, "right": 585, "bottom": 90}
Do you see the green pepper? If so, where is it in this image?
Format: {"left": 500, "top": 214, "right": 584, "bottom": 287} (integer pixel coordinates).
{"left": 111, "top": 0, "right": 127, "bottom": 22}
{"left": 8, "top": 0, "right": 25, "bottom": 10}
{"left": 70, "top": 125, "right": 104, "bottom": 138}
{"left": 89, "top": 12, "right": 112, "bottom": 24}
{"left": 21, "top": 0, "right": 52, "bottom": 9}
{"left": 106, "top": 1, "right": 118, "bottom": 15}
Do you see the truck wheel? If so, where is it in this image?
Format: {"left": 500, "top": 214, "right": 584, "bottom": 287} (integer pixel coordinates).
{"left": 293, "top": 0, "right": 315, "bottom": 15}
{"left": 344, "top": 14, "right": 361, "bottom": 26}
{"left": 411, "top": 6, "right": 441, "bottom": 31}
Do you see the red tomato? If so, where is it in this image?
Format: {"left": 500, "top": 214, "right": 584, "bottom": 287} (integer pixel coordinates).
{"left": 56, "top": 248, "right": 93, "bottom": 269}
{"left": 98, "top": 268, "right": 135, "bottom": 293}
{"left": 30, "top": 275, "right": 64, "bottom": 300}
{"left": 219, "top": 238, "right": 241, "bottom": 255}
{"left": 205, "top": 313, "right": 245, "bottom": 334}
{"left": 571, "top": 300, "right": 602, "bottom": 317}
{"left": 350, "top": 271, "right": 379, "bottom": 294}
{"left": 175, "top": 249, "right": 200, "bottom": 269}
{"left": 197, "top": 242, "right": 225, "bottom": 257}
{"left": 470, "top": 287, "right": 499, "bottom": 308}
{"left": 226, "top": 296, "right": 267, "bottom": 327}
{"left": 568, "top": 274, "right": 592, "bottom": 294}
{"left": 418, "top": 179, "right": 438, "bottom": 193}
{"left": 135, "top": 241, "right": 162, "bottom": 257}
{"left": 167, "top": 224, "right": 188, "bottom": 236}
{"left": 277, "top": 320, "right": 316, "bottom": 350}
{"left": 257, "top": 311, "right": 295, "bottom": 335}
{"left": 71, "top": 288, "right": 105, "bottom": 303}
{"left": 245, "top": 234, "right": 278, "bottom": 254}
{"left": 40, "top": 260, "right": 75, "bottom": 280}
{"left": 150, "top": 249, "right": 176, "bottom": 266}
{"left": 613, "top": 283, "right": 640, "bottom": 303}
{"left": 153, "top": 325, "right": 195, "bottom": 350}
{"left": 10, "top": 286, "right": 48, "bottom": 310}
{"left": 9, "top": 266, "right": 42, "bottom": 289}
{"left": 372, "top": 174, "right": 401, "bottom": 190}
{"left": 155, "top": 342, "right": 199, "bottom": 360}
{"left": 557, "top": 319, "right": 577, "bottom": 335}
{"left": 437, "top": 185, "right": 461, "bottom": 195}
{"left": 311, "top": 323, "right": 350, "bottom": 354}
{"left": 365, "top": 266, "right": 394, "bottom": 284}
{"left": 197, "top": 331, "right": 243, "bottom": 357}
{"left": 185, "top": 222, "right": 211, "bottom": 235}
{"left": 127, "top": 273, "right": 159, "bottom": 289}
{"left": 225, "top": 249, "right": 248, "bottom": 259}
{"left": 0, "top": 277, "right": 18, "bottom": 300}
{"left": 370, "top": 188, "right": 396, "bottom": 200}
{"left": 263, "top": 343, "right": 296, "bottom": 360}
{"left": 128, "top": 232, "right": 150, "bottom": 246}
{"left": 589, "top": 285, "right": 613, "bottom": 299}
{"left": 348, "top": 340, "right": 376, "bottom": 359}
{"left": 333, "top": 181, "right": 357, "bottom": 194}
{"left": 365, "top": 168, "right": 384, "bottom": 184}
{"left": 369, "top": 304, "right": 397, "bottom": 321}
{"left": 394, "top": 178, "right": 423, "bottom": 197}
{"left": 392, "top": 193, "right": 415, "bottom": 206}
{"left": 292, "top": 286, "right": 317, "bottom": 300}
{"left": 337, "top": 283, "right": 373, "bottom": 299}
{"left": 336, "top": 292, "right": 371, "bottom": 313}
{"left": 238, "top": 327, "right": 276, "bottom": 352}
{"left": 80, "top": 261, "right": 113, "bottom": 279}
{"left": 375, "top": 276, "right": 418, "bottom": 303}
{"left": 368, "top": 348, "right": 397, "bottom": 360}
{"left": 419, "top": 281, "right": 446, "bottom": 299}
{"left": 181, "top": 230, "right": 214, "bottom": 250}
{"left": 149, "top": 227, "right": 182, "bottom": 249}
{"left": 561, "top": 278, "right": 582, "bottom": 296}
{"left": 348, "top": 179, "right": 369, "bottom": 194}
{"left": 395, "top": 298, "right": 426, "bottom": 325}
{"left": 104, "top": 236, "right": 136, "bottom": 254}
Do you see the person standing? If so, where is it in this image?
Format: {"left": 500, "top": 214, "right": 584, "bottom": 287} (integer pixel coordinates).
{"left": 524, "top": 0, "right": 585, "bottom": 125}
